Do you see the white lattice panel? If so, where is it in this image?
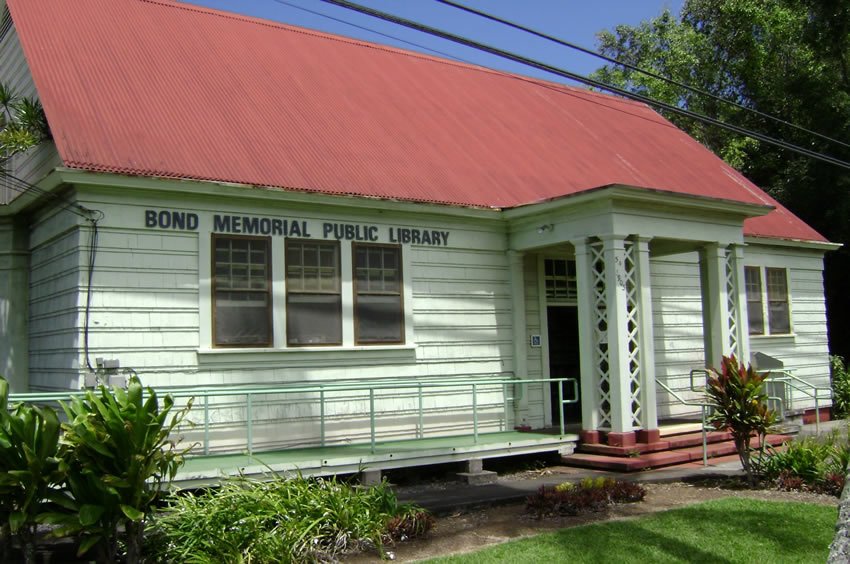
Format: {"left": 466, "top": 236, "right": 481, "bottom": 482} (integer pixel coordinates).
{"left": 724, "top": 247, "right": 739, "bottom": 357}
{"left": 624, "top": 240, "right": 642, "bottom": 428}
{"left": 590, "top": 240, "right": 611, "bottom": 429}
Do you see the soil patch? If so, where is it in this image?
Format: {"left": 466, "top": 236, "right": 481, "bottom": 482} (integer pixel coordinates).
{"left": 346, "top": 477, "right": 837, "bottom": 563}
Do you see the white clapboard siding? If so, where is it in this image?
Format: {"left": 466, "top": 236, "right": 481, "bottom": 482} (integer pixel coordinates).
{"left": 650, "top": 252, "right": 706, "bottom": 420}
{"left": 23, "top": 187, "right": 519, "bottom": 450}
{"left": 745, "top": 244, "right": 832, "bottom": 412}
{"left": 650, "top": 246, "right": 832, "bottom": 419}
{"left": 28, "top": 206, "right": 84, "bottom": 390}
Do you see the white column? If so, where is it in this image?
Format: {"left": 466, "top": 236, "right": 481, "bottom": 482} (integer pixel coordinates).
{"left": 700, "top": 243, "right": 732, "bottom": 369}
{"left": 634, "top": 237, "right": 657, "bottom": 431}
{"left": 508, "top": 251, "right": 528, "bottom": 417}
{"left": 571, "top": 238, "right": 599, "bottom": 432}
{"left": 601, "top": 235, "right": 633, "bottom": 434}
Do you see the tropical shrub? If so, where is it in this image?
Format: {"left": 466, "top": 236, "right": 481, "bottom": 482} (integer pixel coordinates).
{"left": 0, "top": 377, "right": 65, "bottom": 564}
{"left": 831, "top": 355, "right": 850, "bottom": 419}
{"left": 705, "top": 355, "right": 776, "bottom": 486}
{"left": 147, "top": 474, "right": 432, "bottom": 563}
{"left": 526, "top": 478, "right": 646, "bottom": 518}
{"left": 756, "top": 429, "right": 850, "bottom": 496}
{"left": 41, "top": 376, "right": 191, "bottom": 563}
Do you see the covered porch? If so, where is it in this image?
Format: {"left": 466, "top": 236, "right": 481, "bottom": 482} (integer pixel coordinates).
{"left": 506, "top": 185, "right": 772, "bottom": 448}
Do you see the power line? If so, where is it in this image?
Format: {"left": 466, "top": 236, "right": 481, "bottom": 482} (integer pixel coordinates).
{"left": 317, "top": 0, "right": 850, "bottom": 171}
{"left": 434, "top": 0, "right": 850, "bottom": 152}
{"left": 268, "top": 0, "right": 468, "bottom": 63}
{"left": 0, "top": 174, "right": 86, "bottom": 217}
{"left": 0, "top": 168, "right": 95, "bottom": 219}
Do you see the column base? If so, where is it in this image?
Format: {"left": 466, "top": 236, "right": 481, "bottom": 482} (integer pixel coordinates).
{"left": 580, "top": 429, "right": 601, "bottom": 444}
{"left": 606, "top": 431, "right": 637, "bottom": 448}
{"left": 636, "top": 428, "right": 661, "bottom": 444}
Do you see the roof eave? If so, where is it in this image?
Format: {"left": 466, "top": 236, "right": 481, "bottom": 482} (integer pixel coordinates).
{"left": 744, "top": 235, "right": 841, "bottom": 251}
{"left": 502, "top": 183, "right": 774, "bottom": 220}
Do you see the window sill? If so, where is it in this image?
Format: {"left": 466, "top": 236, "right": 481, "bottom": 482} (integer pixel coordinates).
{"left": 197, "top": 343, "right": 416, "bottom": 360}
{"left": 750, "top": 333, "right": 796, "bottom": 342}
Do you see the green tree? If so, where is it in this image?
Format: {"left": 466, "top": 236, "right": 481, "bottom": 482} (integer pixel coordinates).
{"left": 593, "top": 0, "right": 850, "bottom": 359}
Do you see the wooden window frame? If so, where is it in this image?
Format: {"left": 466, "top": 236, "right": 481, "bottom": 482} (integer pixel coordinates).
{"left": 745, "top": 265, "right": 792, "bottom": 336}
{"left": 353, "top": 243, "right": 405, "bottom": 345}
{"left": 285, "top": 238, "right": 342, "bottom": 347}
{"left": 211, "top": 234, "right": 272, "bottom": 348}
{"left": 765, "top": 267, "right": 791, "bottom": 335}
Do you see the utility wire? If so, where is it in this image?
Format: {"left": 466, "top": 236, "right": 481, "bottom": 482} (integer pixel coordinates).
{"left": 435, "top": 0, "right": 850, "bottom": 152}
{"left": 268, "top": 0, "right": 467, "bottom": 63}
{"left": 0, "top": 165, "right": 103, "bottom": 372}
{"left": 317, "top": 0, "right": 850, "bottom": 171}
{"left": 0, "top": 169, "right": 95, "bottom": 219}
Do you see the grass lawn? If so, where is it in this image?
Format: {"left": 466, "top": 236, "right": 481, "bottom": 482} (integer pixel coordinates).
{"left": 426, "top": 498, "right": 836, "bottom": 563}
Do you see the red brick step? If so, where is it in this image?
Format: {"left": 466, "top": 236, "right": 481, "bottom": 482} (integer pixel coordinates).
{"left": 561, "top": 433, "right": 790, "bottom": 472}
{"left": 577, "top": 431, "right": 733, "bottom": 456}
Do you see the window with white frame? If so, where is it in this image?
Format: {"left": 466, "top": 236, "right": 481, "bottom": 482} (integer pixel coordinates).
{"left": 354, "top": 243, "right": 404, "bottom": 344}
{"left": 286, "top": 240, "right": 342, "bottom": 346}
{"left": 544, "top": 259, "right": 577, "bottom": 302}
{"left": 745, "top": 266, "right": 791, "bottom": 335}
{"left": 209, "top": 235, "right": 407, "bottom": 348}
{"left": 213, "top": 235, "right": 272, "bottom": 347}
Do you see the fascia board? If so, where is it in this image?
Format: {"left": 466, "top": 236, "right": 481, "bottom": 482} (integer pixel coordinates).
{"left": 744, "top": 235, "right": 841, "bottom": 252}
{"left": 54, "top": 168, "right": 504, "bottom": 224}
{"left": 503, "top": 184, "right": 773, "bottom": 221}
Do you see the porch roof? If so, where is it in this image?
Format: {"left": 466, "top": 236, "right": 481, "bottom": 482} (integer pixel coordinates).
{"left": 7, "top": 0, "right": 827, "bottom": 243}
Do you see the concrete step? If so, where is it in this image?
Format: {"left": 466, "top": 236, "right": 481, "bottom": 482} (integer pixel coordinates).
{"left": 577, "top": 430, "right": 733, "bottom": 456}
{"left": 562, "top": 433, "right": 790, "bottom": 472}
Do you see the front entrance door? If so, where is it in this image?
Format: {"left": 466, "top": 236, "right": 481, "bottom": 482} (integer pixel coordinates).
{"left": 548, "top": 306, "right": 581, "bottom": 426}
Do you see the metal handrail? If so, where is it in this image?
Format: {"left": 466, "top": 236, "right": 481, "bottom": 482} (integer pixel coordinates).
{"left": 657, "top": 379, "right": 712, "bottom": 466}
{"left": 9, "top": 376, "right": 579, "bottom": 456}
{"left": 766, "top": 369, "right": 832, "bottom": 433}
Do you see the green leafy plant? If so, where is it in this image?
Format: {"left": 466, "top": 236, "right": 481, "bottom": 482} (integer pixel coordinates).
{"left": 831, "top": 355, "right": 850, "bottom": 419}
{"left": 147, "top": 474, "right": 432, "bottom": 563}
{"left": 41, "top": 376, "right": 191, "bottom": 563}
{"left": 0, "top": 81, "right": 50, "bottom": 158}
{"left": 756, "top": 427, "right": 850, "bottom": 496}
{"left": 0, "top": 377, "right": 65, "bottom": 564}
{"left": 526, "top": 478, "right": 646, "bottom": 518}
{"left": 705, "top": 355, "right": 776, "bottom": 486}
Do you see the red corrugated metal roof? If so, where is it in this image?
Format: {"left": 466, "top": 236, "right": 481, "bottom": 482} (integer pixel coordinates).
{"left": 7, "top": 0, "right": 826, "bottom": 242}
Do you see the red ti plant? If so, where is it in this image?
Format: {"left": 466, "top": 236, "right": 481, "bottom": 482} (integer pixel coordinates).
{"left": 706, "top": 355, "right": 776, "bottom": 486}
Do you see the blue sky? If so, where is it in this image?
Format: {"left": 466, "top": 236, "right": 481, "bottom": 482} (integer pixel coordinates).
{"left": 185, "top": 0, "right": 685, "bottom": 86}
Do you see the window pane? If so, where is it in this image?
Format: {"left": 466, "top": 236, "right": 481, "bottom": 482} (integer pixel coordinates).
{"left": 286, "top": 240, "right": 341, "bottom": 345}
{"left": 766, "top": 268, "right": 788, "bottom": 300}
{"left": 215, "top": 291, "right": 270, "bottom": 345}
{"left": 744, "top": 267, "right": 762, "bottom": 300}
{"left": 356, "top": 295, "right": 403, "bottom": 343}
{"left": 768, "top": 302, "right": 790, "bottom": 334}
{"left": 213, "top": 237, "right": 271, "bottom": 346}
{"left": 287, "top": 294, "right": 342, "bottom": 345}
{"left": 544, "top": 259, "right": 577, "bottom": 302}
{"left": 766, "top": 268, "right": 790, "bottom": 334}
{"left": 354, "top": 244, "right": 403, "bottom": 344}
{"left": 744, "top": 266, "right": 764, "bottom": 335}
{"left": 748, "top": 301, "right": 765, "bottom": 335}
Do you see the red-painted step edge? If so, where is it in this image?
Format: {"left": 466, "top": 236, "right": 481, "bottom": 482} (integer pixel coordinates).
{"left": 562, "top": 434, "right": 790, "bottom": 472}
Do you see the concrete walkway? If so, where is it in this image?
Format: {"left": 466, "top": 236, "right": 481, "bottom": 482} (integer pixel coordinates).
{"left": 397, "top": 419, "right": 845, "bottom": 514}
